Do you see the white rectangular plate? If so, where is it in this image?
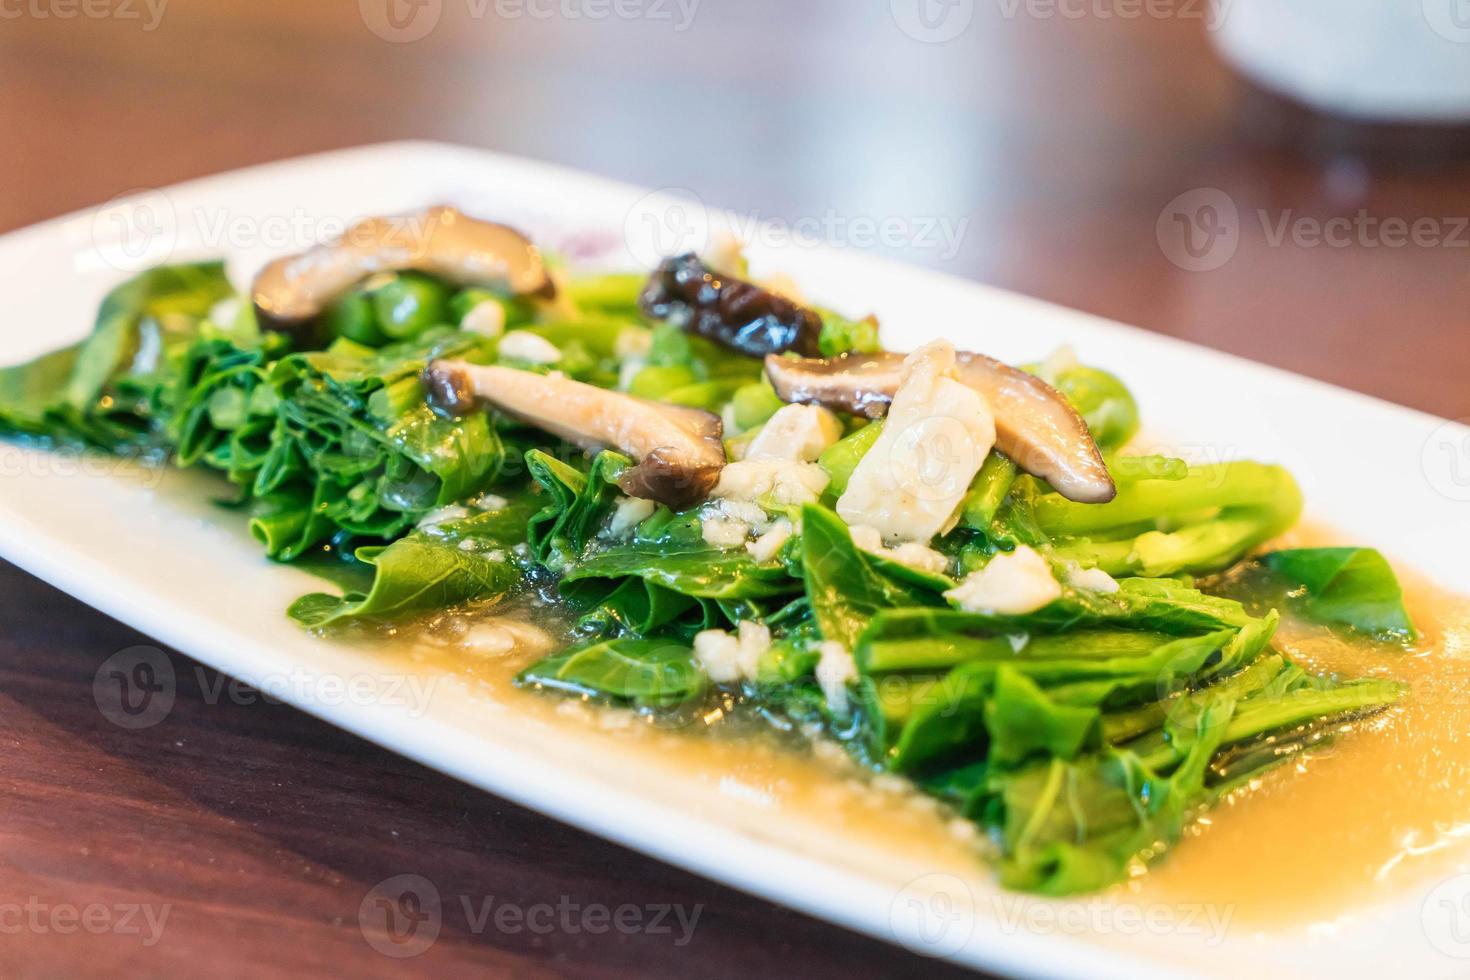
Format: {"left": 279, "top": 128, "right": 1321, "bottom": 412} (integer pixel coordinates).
{"left": 3, "top": 142, "right": 1467, "bottom": 979}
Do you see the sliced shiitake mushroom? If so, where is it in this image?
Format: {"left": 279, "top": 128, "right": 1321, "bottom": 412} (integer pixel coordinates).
{"left": 764, "top": 350, "right": 1116, "bottom": 504}
{"left": 639, "top": 253, "right": 823, "bottom": 357}
{"left": 424, "top": 359, "right": 725, "bottom": 509}
{"left": 252, "top": 206, "right": 554, "bottom": 334}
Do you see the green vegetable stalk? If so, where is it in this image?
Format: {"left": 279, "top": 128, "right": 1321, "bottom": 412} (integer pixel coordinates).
{"left": 0, "top": 255, "right": 1413, "bottom": 902}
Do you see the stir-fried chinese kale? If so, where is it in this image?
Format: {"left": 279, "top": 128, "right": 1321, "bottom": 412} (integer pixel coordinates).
{"left": 0, "top": 231, "right": 1415, "bottom": 896}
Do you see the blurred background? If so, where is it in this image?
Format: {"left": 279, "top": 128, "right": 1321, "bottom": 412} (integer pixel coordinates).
{"left": 3, "top": 1, "right": 1469, "bottom": 415}
{"left": 1, "top": 1, "right": 1468, "bottom": 975}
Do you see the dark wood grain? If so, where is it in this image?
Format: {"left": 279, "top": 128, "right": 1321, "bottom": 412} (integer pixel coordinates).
{"left": 0, "top": 561, "right": 983, "bottom": 978}
{"left": 0, "top": 1, "right": 1467, "bottom": 977}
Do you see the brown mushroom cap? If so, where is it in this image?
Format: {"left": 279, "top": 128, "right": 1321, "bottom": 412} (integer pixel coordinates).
{"left": 424, "top": 360, "right": 725, "bottom": 509}
{"left": 252, "top": 206, "right": 555, "bottom": 332}
{"left": 764, "top": 350, "right": 1116, "bottom": 504}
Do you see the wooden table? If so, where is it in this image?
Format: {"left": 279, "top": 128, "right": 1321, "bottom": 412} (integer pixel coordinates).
{"left": 1, "top": 2, "right": 1465, "bottom": 976}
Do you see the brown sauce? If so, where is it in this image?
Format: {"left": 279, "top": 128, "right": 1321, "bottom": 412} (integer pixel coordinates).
{"left": 375, "top": 599, "right": 988, "bottom": 885}
{"left": 1137, "top": 526, "right": 1470, "bottom": 923}
{"left": 361, "top": 522, "right": 1470, "bottom": 925}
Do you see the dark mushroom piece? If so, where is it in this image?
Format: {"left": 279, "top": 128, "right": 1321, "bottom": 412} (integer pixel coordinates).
{"left": 424, "top": 360, "right": 725, "bottom": 509}
{"left": 252, "top": 205, "right": 555, "bottom": 335}
{"left": 764, "top": 351, "right": 1117, "bottom": 504}
{"left": 639, "top": 253, "right": 823, "bottom": 357}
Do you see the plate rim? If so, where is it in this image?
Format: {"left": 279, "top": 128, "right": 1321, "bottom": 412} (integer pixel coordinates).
{"left": 1, "top": 139, "right": 1464, "bottom": 980}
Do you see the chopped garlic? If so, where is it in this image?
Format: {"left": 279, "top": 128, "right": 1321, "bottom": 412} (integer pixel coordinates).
{"left": 948, "top": 818, "right": 981, "bottom": 843}
{"left": 810, "top": 737, "right": 854, "bottom": 771}
{"left": 555, "top": 698, "right": 595, "bottom": 723}
{"left": 815, "top": 641, "right": 858, "bottom": 715}
{"left": 416, "top": 504, "right": 471, "bottom": 529}
{"left": 498, "top": 330, "right": 562, "bottom": 364}
{"left": 847, "top": 524, "right": 884, "bottom": 551}
{"left": 618, "top": 357, "right": 646, "bottom": 391}
{"left": 745, "top": 404, "right": 843, "bottom": 462}
{"left": 608, "top": 496, "right": 656, "bottom": 538}
{"left": 693, "top": 621, "right": 770, "bottom": 684}
{"left": 468, "top": 492, "right": 509, "bottom": 511}
{"left": 887, "top": 542, "right": 951, "bottom": 575}
{"left": 694, "top": 629, "right": 742, "bottom": 683}
{"left": 598, "top": 709, "right": 636, "bottom": 731}
{"left": 208, "top": 297, "right": 240, "bottom": 328}
{"left": 614, "top": 327, "right": 653, "bottom": 361}
{"left": 746, "top": 518, "right": 793, "bottom": 563}
{"left": 872, "top": 772, "right": 911, "bottom": 795}
{"left": 703, "top": 232, "right": 747, "bottom": 278}
{"left": 1065, "top": 562, "right": 1120, "bottom": 594}
{"left": 701, "top": 516, "right": 750, "bottom": 549}
{"left": 710, "top": 497, "right": 769, "bottom": 527}
{"left": 713, "top": 458, "right": 829, "bottom": 507}
{"left": 461, "top": 299, "right": 506, "bottom": 339}
{"left": 456, "top": 540, "right": 506, "bottom": 562}
{"left": 615, "top": 328, "right": 652, "bottom": 391}
{"left": 944, "top": 544, "right": 1062, "bottom": 615}
{"left": 459, "top": 619, "right": 553, "bottom": 659}
{"left": 836, "top": 341, "right": 995, "bottom": 544}
{"left": 736, "top": 620, "right": 772, "bottom": 678}
{"left": 848, "top": 523, "right": 949, "bottom": 575}
{"left": 459, "top": 625, "right": 516, "bottom": 658}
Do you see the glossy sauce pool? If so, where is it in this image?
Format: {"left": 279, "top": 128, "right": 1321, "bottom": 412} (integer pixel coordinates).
{"left": 370, "top": 527, "right": 1470, "bottom": 927}
{"left": 1135, "top": 532, "right": 1470, "bottom": 923}
{"left": 382, "top": 601, "right": 990, "bottom": 887}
